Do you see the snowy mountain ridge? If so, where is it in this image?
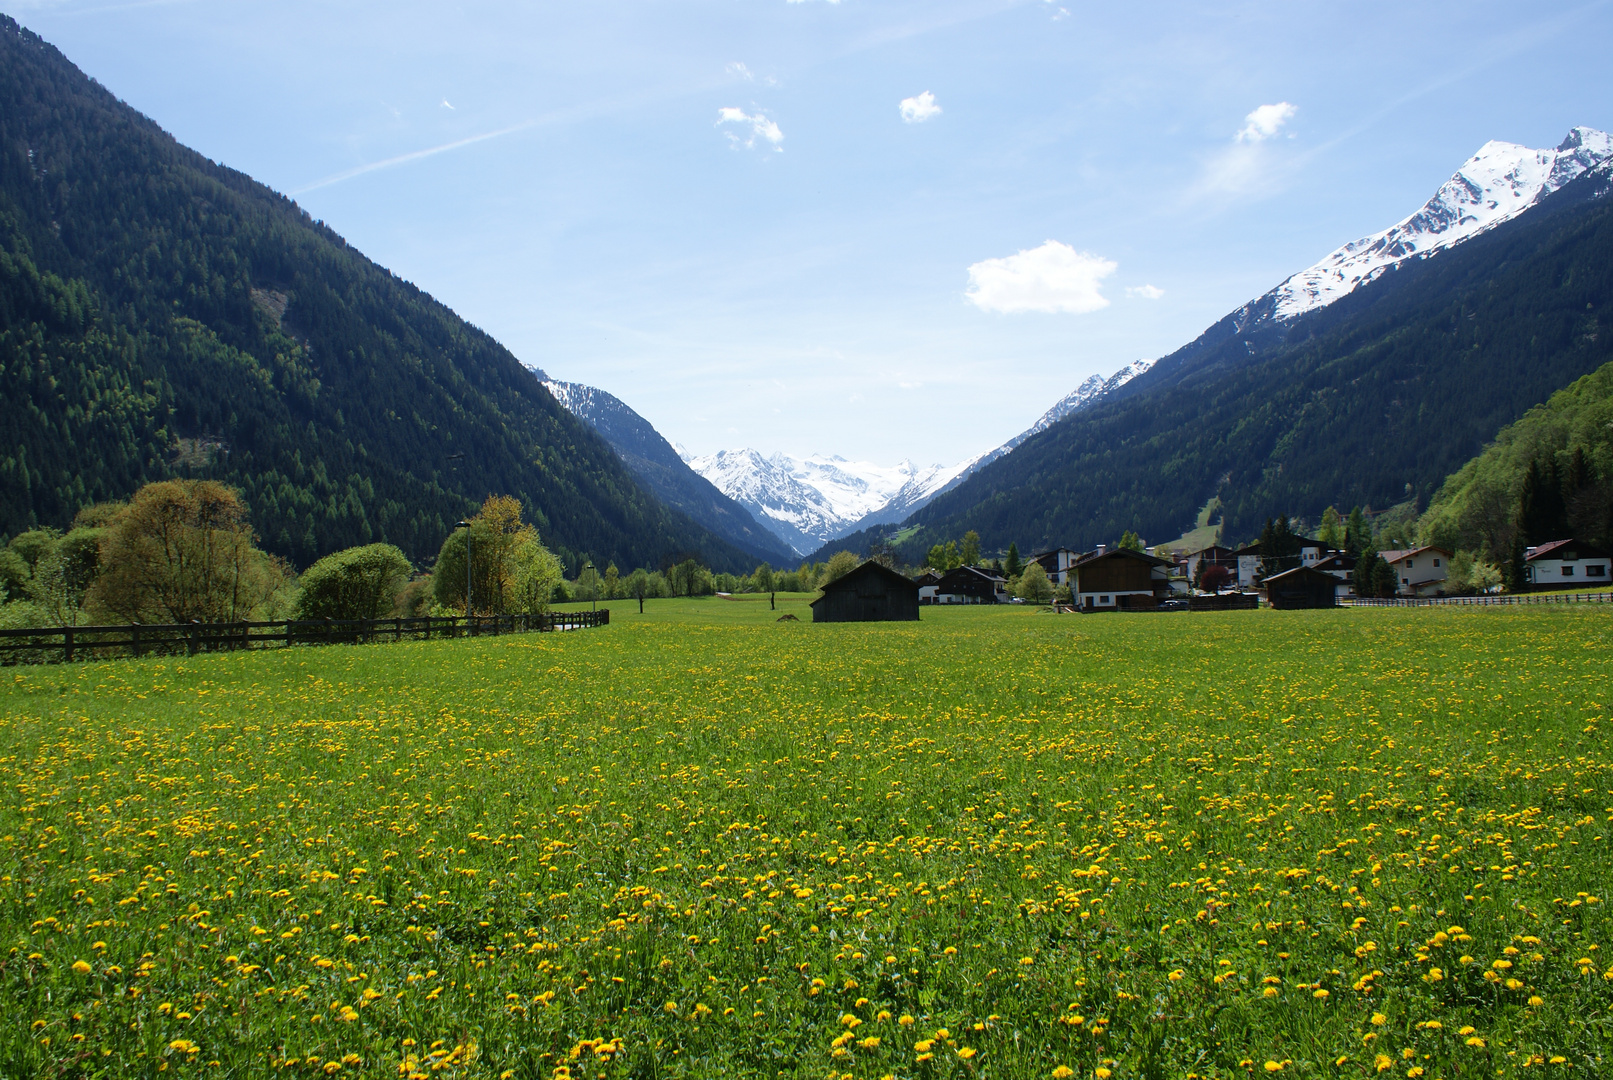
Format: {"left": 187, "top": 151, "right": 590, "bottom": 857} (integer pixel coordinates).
{"left": 680, "top": 449, "right": 966, "bottom": 556}
{"left": 684, "top": 359, "right": 1155, "bottom": 556}
{"left": 1264, "top": 126, "right": 1613, "bottom": 323}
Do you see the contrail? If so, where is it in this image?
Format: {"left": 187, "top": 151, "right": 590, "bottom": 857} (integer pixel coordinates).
{"left": 291, "top": 120, "right": 538, "bottom": 195}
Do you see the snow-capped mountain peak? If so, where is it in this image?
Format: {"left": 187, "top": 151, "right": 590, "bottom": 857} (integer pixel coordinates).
{"left": 682, "top": 448, "right": 957, "bottom": 556}
{"left": 1269, "top": 126, "right": 1613, "bottom": 321}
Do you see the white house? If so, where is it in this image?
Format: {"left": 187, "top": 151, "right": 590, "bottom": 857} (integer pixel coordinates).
{"left": 1028, "top": 548, "right": 1083, "bottom": 587}
{"left": 1235, "top": 538, "right": 1328, "bottom": 588}
{"left": 1525, "top": 539, "right": 1611, "bottom": 589}
{"left": 1378, "top": 545, "right": 1452, "bottom": 596}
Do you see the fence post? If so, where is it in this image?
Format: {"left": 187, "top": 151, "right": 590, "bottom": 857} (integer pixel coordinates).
{"left": 63, "top": 626, "right": 74, "bottom": 664}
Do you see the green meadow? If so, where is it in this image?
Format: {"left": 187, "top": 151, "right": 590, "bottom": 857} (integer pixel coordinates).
{"left": 2, "top": 602, "right": 1610, "bottom": 1080}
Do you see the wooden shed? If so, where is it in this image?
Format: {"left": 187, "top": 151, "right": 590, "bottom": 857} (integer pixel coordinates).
{"left": 811, "top": 561, "right": 921, "bottom": 623}
{"left": 1263, "top": 565, "right": 1338, "bottom": 609}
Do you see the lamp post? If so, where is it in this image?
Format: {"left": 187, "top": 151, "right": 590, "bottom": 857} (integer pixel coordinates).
{"left": 456, "top": 520, "right": 473, "bottom": 622}
{"left": 583, "top": 561, "right": 596, "bottom": 614}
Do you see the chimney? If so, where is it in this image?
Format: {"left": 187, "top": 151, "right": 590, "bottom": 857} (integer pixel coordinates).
{"left": 1095, "top": 544, "right": 1107, "bottom": 556}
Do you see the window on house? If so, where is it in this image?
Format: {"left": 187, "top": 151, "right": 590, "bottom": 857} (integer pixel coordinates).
{"left": 1588, "top": 565, "right": 1607, "bottom": 576}
{"left": 1402, "top": 577, "right": 1409, "bottom": 585}
{"left": 1405, "top": 559, "right": 1414, "bottom": 568}
{"left": 1433, "top": 558, "right": 1440, "bottom": 567}
{"left": 1562, "top": 566, "right": 1574, "bottom": 576}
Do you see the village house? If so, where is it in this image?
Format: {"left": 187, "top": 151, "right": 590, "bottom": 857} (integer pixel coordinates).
{"left": 934, "top": 565, "right": 1009, "bottom": 604}
{"left": 810, "top": 561, "right": 920, "bottom": 622}
{"left": 1071, "top": 546, "right": 1172, "bottom": 611}
{"left": 1184, "top": 544, "right": 1235, "bottom": 583}
{"left": 1028, "top": 548, "right": 1083, "bottom": 587}
{"left": 1378, "top": 545, "right": 1452, "bottom": 596}
{"left": 1312, "top": 552, "right": 1358, "bottom": 599}
{"left": 915, "top": 569, "right": 941, "bottom": 605}
{"left": 1235, "top": 537, "right": 1328, "bottom": 588}
{"left": 1524, "top": 539, "right": 1612, "bottom": 590}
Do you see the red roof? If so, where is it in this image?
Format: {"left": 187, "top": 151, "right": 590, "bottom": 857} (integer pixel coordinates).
{"left": 1377, "top": 545, "right": 1452, "bottom": 563}
{"left": 1525, "top": 538, "right": 1611, "bottom": 561}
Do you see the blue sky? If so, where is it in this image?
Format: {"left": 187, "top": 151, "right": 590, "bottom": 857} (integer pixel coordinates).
{"left": 14, "top": 0, "right": 1613, "bottom": 465}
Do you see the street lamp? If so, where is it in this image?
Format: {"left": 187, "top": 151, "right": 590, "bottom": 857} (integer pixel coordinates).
{"left": 583, "top": 560, "right": 596, "bottom": 613}
{"left": 456, "top": 520, "right": 473, "bottom": 620}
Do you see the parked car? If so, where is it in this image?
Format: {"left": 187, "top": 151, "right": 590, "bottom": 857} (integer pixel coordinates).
{"left": 1158, "top": 598, "right": 1190, "bottom": 611}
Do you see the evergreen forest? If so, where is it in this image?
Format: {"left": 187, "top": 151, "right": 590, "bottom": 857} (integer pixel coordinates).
{"left": 0, "top": 17, "right": 760, "bottom": 574}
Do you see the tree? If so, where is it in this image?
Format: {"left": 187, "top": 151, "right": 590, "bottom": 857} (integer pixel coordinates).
{"left": 295, "top": 543, "right": 412, "bottom": 620}
{"left": 603, "top": 562, "right": 623, "bottom": 599}
{"left": 1317, "top": 506, "right": 1343, "bottom": 549}
{"left": 1016, "top": 562, "right": 1054, "bottom": 604}
{"left": 1345, "top": 506, "right": 1370, "bottom": 557}
{"left": 961, "top": 531, "right": 981, "bottom": 567}
{"left": 1503, "top": 536, "right": 1529, "bottom": 593}
{"left": 509, "top": 534, "right": 564, "bottom": 614}
{"left": 1352, "top": 546, "right": 1383, "bottom": 599}
{"left": 27, "top": 527, "right": 104, "bottom": 626}
{"left": 91, "top": 480, "right": 284, "bottom": 624}
{"left": 1371, "top": 556, "right": 1399, "bottom": 599}
{"left": 432, "top": 495, "right": 548, "bottom": 614}
{"left": 1516, "top": 457, "right": 1568, "bottom": 546}
{"left": 1004, "top": 542, "right": 1021, "bottom": 580}
{"left": 627, "top": 568, "right": 651, "bottom": 613}
{"left": 824, "top": 550, "right": 859, "bottom": 584}
{"left": 1201, "top": 564, "right": 1232, "bottom": 593}
{"left": 754, "top": 563, "right": 775, "bottom": 609}
{"left": 1118, "top": 530, "right": 1144, "bottom": 552}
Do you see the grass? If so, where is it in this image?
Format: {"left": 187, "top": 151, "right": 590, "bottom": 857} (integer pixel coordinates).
{"left": 2, "top": 603, "right": 1610, "bottom": 1079}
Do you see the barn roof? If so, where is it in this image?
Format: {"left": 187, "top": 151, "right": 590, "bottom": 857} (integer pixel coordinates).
{"left": 810, "top": 560, "right": 918, "bottom": 606}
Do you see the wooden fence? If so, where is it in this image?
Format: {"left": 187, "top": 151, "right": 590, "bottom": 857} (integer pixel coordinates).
{"left": 0, "top": 609, "right": 609, "bottom": 666}
{"left": 1341, "top": 592, "right": 1612, "bottom": 608}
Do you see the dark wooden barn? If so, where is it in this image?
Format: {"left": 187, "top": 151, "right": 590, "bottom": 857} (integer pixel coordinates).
{"left": 1263, "top": 566, "right": 1339, "bottom": 609}
{"left": 811, "top": 561, "right": 921, "bottom": 623}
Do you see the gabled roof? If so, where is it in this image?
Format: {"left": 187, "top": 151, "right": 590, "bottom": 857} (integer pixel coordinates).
{"left": 1030, "top": 547, "right": 1081, "bottom": 559}
{"left": 1313, "top": 553, "right": 1357, "bottom": 571}
{"left": 1525, "top": 538, "right": 1611, "bottom": 561}
{"left": 1073, "top": 547, "right": 1170, "bottom": 568}
{"left": 936, "top": 564, "right": 1007, "bottom": 587}
{"left": 810, "top": 560, "right": 918, "bottom": 606}
{"left": 1232, "top": 544, "right": 1262, "bottom": 556}
{"left": 1264, "top": 565, "right": 1340, "bottom": 584}
{"left": 1189, "top": 544, "right": 1234, "bottom": 558}
{"left": 1378, "top": 545, "right": 1453, "bottom": 563}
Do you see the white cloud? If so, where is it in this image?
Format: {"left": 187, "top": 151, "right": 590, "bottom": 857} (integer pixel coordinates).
{"left": 1236, "top": 102, "right": 1296, "bottom": 142}
{"left": 899, "top": 91, "right": 941, "bottom": 124}
{"left": 440, "top": 99, "right": 454, "bottom": 110}
{"left": 1126, "top": 284, "right": 1164, "bottom": 300}
{"left": 965, "top": 240, "right": 1117, "bottom": 314}
{"left": 726, "top": 61, "right": 753, "bottom": 81}
{"left": 717, "top": 107, "right": 784, "bottom": 151}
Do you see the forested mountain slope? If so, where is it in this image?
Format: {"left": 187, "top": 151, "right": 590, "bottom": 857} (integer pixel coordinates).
{"left": 1419, "top": 358, "right": 1613, "bottom": 558}
{"left": 0, "top": 16, "right": 758, "bottom": 572}
{"left": 881, "top": 161, "right": 1613, "bottom": 557}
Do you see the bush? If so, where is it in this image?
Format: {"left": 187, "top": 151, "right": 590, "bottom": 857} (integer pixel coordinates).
{"left": 295, "top": 544, "right": 413, "bottom": 621}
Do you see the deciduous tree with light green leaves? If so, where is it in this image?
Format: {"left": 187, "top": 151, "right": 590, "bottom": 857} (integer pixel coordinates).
{"left": 1016, "top": 562, "right": 1054, "bottom": 604}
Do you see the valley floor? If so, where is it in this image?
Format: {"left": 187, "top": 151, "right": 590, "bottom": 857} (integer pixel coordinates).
{"left": 2, "top": 604, "right": 1609, "bottom": 1078}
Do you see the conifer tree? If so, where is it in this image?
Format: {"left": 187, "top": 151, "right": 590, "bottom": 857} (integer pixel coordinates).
{"left": 1004, "top": 542, "right": 1021, "bottom": 580}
